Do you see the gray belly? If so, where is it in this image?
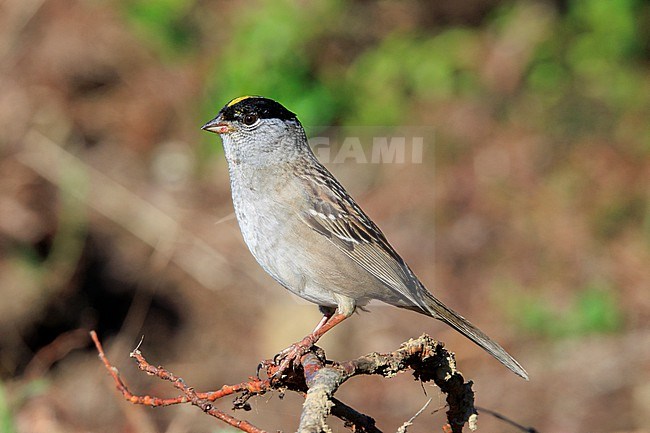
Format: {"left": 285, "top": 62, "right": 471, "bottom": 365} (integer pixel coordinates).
{"left": 229, "top": 176, "right": 410, "bottom": 311}
{"left": 231, "top": 187, "right": 380, "bottom": 308}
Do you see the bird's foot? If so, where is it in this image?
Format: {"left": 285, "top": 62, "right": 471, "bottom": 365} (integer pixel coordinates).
{"left": 260, "top": 334, "right": 317, "bottom": 380}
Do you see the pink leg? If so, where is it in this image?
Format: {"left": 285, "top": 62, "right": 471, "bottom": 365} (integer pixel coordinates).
{"left": 273, "top": 313, "right": 348, "bottom": 377}
{"left": 312, "top": 310, "right": 334, "bottom": 333}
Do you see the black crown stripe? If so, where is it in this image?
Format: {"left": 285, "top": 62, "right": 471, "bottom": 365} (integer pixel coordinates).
{"left": 218, "top": 96, "right": 297, "bottom": 122}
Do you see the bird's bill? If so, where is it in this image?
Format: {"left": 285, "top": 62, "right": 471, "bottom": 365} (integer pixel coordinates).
{"left": 201, "top": 117, "right": 235, "bottom": 134}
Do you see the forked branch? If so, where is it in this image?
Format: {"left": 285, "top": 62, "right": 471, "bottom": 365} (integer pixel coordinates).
{"left": 91, "top": 331, "right": 477, "bottom": 433}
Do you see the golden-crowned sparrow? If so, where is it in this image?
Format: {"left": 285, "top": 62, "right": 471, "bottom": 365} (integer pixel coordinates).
{"left": 202, "top": 96, "right": 528, "bottom": 380}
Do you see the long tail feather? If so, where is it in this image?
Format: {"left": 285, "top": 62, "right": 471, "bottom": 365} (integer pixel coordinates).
{"left": 422, "top": 292, "right": 529, "bottom": 380}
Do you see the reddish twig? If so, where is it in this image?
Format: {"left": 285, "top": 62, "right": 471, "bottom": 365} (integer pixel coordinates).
{"left": 91, "top": 331, "right": 477, "bottom": 433}
{"left": 90, "top": 331, "right": 268, "bottom": 433}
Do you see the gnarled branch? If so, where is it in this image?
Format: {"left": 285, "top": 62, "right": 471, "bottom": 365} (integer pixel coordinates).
{"left": 91, "top": 331, "right": 477, "bottom": 433}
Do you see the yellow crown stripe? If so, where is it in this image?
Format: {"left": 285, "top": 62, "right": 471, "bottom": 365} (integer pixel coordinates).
{"left": 227, "top": 96, "right": 255, "bottom": 107}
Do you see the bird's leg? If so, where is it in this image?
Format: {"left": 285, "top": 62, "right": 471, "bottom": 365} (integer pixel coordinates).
{"left": 273, "top": 306, "right": 335, "bottom": 360}
{"left": 258, "top": 309, "right": 334, "bottom": 378}
{"left": 311, "top": 311, "right": 333, "bottom": 333}
{"left": 273, "top": 305, "right": 336, "bottom": 358}
{"left": 257, "top": 310, "right": 334, "bottom": 379}
{"left": 271, "top": 312, "right": 348, "bottom": 378}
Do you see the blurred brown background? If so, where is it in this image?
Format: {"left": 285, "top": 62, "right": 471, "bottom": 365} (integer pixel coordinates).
{"left": 1, "top": 0, "right": 649, "bottom": 432}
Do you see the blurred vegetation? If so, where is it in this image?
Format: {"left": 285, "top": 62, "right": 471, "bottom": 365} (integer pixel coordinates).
{"left": 502, "top": 279, "right": 624, "bottom": 338}
{"left": 207, "top": 0, "right": 345, "bottom": 127}
{"left": 3, "top": 0, "right": 650, "bottom": 431}
{"left": 122, "top": 0, "right": 200, "bottom": 59}
{"left": 120, "top": 0, "right": 650, "bottom": 163}
{"left": 120, "top": 0, "right": 649, "bottom": 338}
{"left": 0, "top": 383, "right": 16, "bottom": 433}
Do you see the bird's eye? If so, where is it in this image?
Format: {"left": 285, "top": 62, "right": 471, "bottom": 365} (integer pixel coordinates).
{"left": 242, "top": 114, "right": 258, "bottom": 125}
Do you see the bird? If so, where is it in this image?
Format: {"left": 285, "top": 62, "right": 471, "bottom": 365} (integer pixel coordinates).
{"left": 201, "top": 95, "right": 528, "bottom": 380}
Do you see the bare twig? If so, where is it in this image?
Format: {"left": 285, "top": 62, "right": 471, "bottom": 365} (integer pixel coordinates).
{"left": 90, "top": 331, "right": 268, "bottom": 433}
{"left": 476, "top": 406, "right": 538, "bottom": 433}
{"left": 91, "top": 331, "right": 477, "bottom": 433}
{"left": 292, "top": 335, "right": 477, "bottom": 433}
{"left": 397, "top": 398, "right": 432, "bottom": 433}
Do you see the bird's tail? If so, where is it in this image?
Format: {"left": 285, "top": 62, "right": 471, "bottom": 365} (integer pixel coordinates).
{"left": 421, "top": 291, "right": 529, "bottom": 380}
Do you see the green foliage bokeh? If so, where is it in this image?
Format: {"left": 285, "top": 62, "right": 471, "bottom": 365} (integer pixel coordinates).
{"left": 119, "top": 0, "right": 650, "bottom": 338}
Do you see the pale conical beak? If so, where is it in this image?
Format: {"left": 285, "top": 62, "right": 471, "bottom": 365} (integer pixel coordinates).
{"left": 201, "top": 116, "right": 234, "bottom": 134}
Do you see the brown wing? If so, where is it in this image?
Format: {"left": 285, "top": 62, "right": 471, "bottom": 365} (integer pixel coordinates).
{"left": 294, "top": 163, "right": 530, "bottom": 380}
{"left": 297, "top": 163, "right": 427, "bottom": 308}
